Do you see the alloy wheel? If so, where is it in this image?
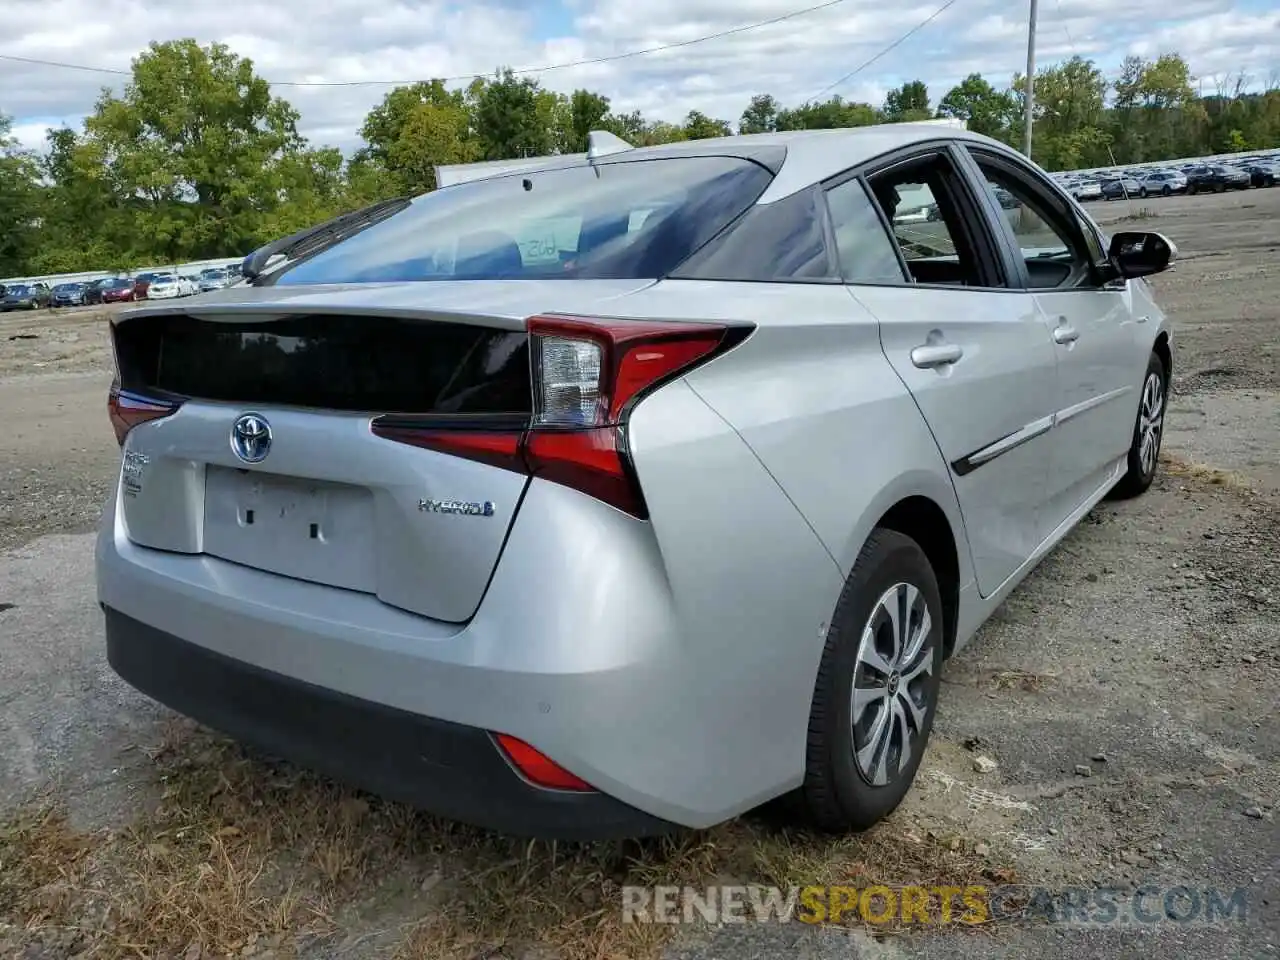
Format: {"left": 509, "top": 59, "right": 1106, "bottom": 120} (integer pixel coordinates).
{"left": 1139, "top": 371, "right": 1165, "bottom": 477}
{"left": 850, "top": 582, "right": 935, "bottom": 786}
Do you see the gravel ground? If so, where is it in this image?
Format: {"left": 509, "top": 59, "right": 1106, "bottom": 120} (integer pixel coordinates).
{"left": 0, "top": 189, "right": 1277, "bottom": 959}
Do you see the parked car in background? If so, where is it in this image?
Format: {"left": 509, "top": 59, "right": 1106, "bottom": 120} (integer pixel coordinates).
{"left": 99, "top": 125, "right": 1179, "bottom": 841}
{"left": 1068, "top": 179, "right": 1103, "bottom": 202}
{"left": 1100, "top": 176, "right": 1142, "bottom": 200}
{"left": 1137, "top": 170, "right": 1187, "bottom": 196}
{"left": 83, "top": 279, "right": 107, "bottom": 305}
{"left": 99, "top": 277, "right": 137, "bottom": 303}
{"left": 198, "top": 268, "right": 233, "bottom": 292}
{"left": 0, "top": 282, "right": 52, "bottom": 311}
{"left": 133, "top": 273, "right": 158, "bottom": 300}
{"left": 1238, "top": 163, "right": 1278, "bottom": 188}
{"left": 144, "top": 274, "right": 183, "bottom": 300}
{"left": 51, "top": 282, "right": 88, "bottom": 307}
{"left": 178, "top": 274, "right": 201, "bottom": 296}
{"left": 1186, "top": 165, "right": 1251, "bottom": 193}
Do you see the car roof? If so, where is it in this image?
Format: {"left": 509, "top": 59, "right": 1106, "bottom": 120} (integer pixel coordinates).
{"left": 644, "top": 125, "right": 1016, "bottom": 202}
{"left": 457, "top": 124, "right": 1015, "bottom": 205}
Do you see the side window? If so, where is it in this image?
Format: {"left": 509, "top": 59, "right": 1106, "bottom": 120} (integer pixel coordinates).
{"left": 823, "top": 178, "right": 907, "bottom": 284}
{"left": 968, "top": 152, "right": 1092, "bottom": 290}
{"left": 670, "top": 186, "right": 835, "bottom": 282}
{"left": 864, "top": 153, "right": 999, "bottom": 288}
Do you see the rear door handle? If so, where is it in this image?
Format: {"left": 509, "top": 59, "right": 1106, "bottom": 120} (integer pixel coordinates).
{"left": 910, "top": 343, "right": 964, "bottom": 368}
{"left": 1053, "top": 324, "right": 1080, "bottom": 344}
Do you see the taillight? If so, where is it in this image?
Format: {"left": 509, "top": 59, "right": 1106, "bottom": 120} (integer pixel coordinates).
{"left": 494, "top": 733, "right": 594, "bottom": 791}
{"left": 108, "top": 378, "right": 181, "bottom": 445}
{"left": 371, "top": 315, "right": 744, "bottom": 518}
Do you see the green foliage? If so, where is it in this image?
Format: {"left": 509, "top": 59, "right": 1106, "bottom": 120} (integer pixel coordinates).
{"left": 683, "top": 111, "right": 732, "bottom": 140}
{"left": 6, "top": 47, "right": 1280, "bottom": 277}
{"left": 739, "top": 94, "right": 780, "bottom": 135}
{"left": 776, "top": 96, "right": 878, "bottom": 130}
{"left": 0, "top": 116, "right": 44, "bottom": 276}
{"left": 938, "top": 74, "right": 1019, "bottom": 142}
{"left": 882, "top": 80, "right": 931, "bottom": 122}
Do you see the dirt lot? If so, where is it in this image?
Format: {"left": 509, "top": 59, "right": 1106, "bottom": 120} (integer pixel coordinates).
{"left": 1, "top": 189, "right": 1277, "bottom": 959}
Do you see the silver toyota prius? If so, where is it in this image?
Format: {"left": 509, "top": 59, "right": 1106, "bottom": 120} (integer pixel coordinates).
{"left": 97, "top": 124, "right": 1176, "bottom": 840}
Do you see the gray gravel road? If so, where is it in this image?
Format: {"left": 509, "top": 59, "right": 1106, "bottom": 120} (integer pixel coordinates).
{"left": 1, "top": 189, "right": 1277, "bottom": 959}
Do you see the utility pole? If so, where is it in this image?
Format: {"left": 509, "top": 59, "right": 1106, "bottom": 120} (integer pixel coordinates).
{"left": 1023, "top": 0, "right": 1038, "bottom": 159}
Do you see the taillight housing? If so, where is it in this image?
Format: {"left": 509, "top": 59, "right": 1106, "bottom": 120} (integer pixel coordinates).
{"left": 371, "top": 314, "right": 745, "bottom": 518}
{"left": 108, "top": 378, "right": 181, "bottom": 445}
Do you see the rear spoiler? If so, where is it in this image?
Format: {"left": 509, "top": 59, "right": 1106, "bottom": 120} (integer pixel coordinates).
{"left": 434, "top": 131, "right": 635, "bottom": 188}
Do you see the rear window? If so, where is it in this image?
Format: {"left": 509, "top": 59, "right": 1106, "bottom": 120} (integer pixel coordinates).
{"left": 271, "top": 155, "right": 773, "bottom": 285}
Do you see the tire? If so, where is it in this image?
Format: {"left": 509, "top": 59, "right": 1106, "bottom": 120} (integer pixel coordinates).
{"left": 798, "top": 528, "right": 945, "bottom": 832}
{"left": 1110, "top": 351, "right": 1167, "bottom": 500}
{"left": 1162, "top": 185, "right": 1171, "bottom": 197}
{"left": 1188, "top": 183, "right": 1198, "bottom": 195}
{"left": 1215, "top": 181, "right": 1226, "bottom": 193}
{"left": 1138, "top": 187, "right": 1148, "bottom": 198}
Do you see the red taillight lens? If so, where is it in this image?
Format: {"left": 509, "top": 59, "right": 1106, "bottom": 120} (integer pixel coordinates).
{"left": 528, "top": 315, "right": 727, "bottom": 426}
{"left": 494, "top": 734, "right": 594, "bottom": 792}
{"left": 370, "top": 315, "right": 743, "bottom": 518}
{"left": 108, "top": 379, "right": 180, "bottom": 445}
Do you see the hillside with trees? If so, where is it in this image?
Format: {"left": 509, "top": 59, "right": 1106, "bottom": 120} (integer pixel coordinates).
{"left": 2, "top": 40, "right": 1278, "bottom": 276}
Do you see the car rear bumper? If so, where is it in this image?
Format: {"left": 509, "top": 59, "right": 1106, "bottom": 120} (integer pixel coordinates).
{"left": 104, "top": 605, "right": 674, "bottom": 840}
{"left": 96, "top": 460, "right": 810, "bottom": 835}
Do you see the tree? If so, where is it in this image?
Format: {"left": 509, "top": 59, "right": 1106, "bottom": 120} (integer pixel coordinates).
{"left": 882, "top": 80, "right": 931, "bottom": 122}
{"left": 472, "top": 69, "right": 554, "bottom": 160}
{"left": 0, "top": 115, "right": 40, "bottom": 276}
{"left": 83, "top": 39, "right": 305, "bottom": 261}
{"left": 358, "top": 80, "right": 481, "bottom": 192}
{"left": 1012, "top": 56, "right": 1111, "bottom": 168}
{"left": 564, "top": 89, "right": 611, "bottom": 153}
{"left": 776, "top": 96, "right": 878, "bottom": 130}
{"left": 683, "top": 110, "right": 732, "bottom": 140}
{"left": 636, "top": 121, "right": 687, "bottom": 145}
{"left": 27, "top": 127, "right": 127, "bottom": 273}
{"left": 938, "top": 74, "right": 1018, "bottom": 142}
{"left": 740, "top": 94, "right": 780, "bottom": 134}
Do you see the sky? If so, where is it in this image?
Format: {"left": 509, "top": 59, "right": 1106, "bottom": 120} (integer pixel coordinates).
{"left": 2, "top": 0, "right": 1278, "bottom": 156}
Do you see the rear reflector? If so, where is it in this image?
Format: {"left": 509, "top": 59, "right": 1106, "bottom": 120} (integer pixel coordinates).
{"left": 494, "top": 734, "right": 594, "bottom": 791}
{"left": 108, "top": 378, "right": 181, "bottom": 445}
{"left": 371, "top": 314, "right": 748, "bottom": 518}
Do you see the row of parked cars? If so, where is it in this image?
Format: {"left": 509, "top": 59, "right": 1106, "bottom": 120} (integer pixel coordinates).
{"left": 1054, "top": 155, "right": 1279, "bottom": 203}
{"left": 0, "top": 266, "right": 240, "bottom": 312}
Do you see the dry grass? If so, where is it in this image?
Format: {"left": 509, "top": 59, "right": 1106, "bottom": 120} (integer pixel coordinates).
{"left": 989, "top": 670, "right": 1053, "bottom": 693}
{"left": 1161, "top": 452, "right": 1254, "bottom": 491}
{"left": 1116, "top": 205, "right": 1159, "bottom": 222}
{"left": 1, "top": 720, "right": 1011, "bottom": 959}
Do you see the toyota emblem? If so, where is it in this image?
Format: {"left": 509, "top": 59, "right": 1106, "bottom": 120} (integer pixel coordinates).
{"left": 231, "top": 413, "right": 272, "bottom": 464}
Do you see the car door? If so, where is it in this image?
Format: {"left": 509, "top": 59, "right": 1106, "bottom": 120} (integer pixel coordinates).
{"left": 826, "top": 147, "right": 1060, "bottom": 597}
{"left": 961, "top": 146, "right": 1145, "bottom": 531}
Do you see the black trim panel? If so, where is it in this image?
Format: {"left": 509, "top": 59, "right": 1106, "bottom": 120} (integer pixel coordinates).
{"left": 950, "top": 414, "right": 1056, "bottom": 477}
{"left": 104, "top": 607, "right": 679, "bottom": 841}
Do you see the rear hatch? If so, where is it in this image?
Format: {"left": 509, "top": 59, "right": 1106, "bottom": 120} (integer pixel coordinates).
{"left": 110, "top": 287, "right": 647, "bottom": 622}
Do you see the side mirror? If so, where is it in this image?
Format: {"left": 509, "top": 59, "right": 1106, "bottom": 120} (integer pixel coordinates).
{"left": 1107, "top": 230, "right": 1177, "bottom": 279}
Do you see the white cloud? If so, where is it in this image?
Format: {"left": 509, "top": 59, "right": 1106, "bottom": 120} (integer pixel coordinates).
{"left": 2, "top": 0, "right": 1276, "bottom": 154}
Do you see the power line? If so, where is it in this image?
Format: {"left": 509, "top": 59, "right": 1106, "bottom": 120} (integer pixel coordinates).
{"left": 805, "top": 0, "right": 962, "bottom": 103}
{"left": 0, "top": 0, "right": 852, "bottom": 88}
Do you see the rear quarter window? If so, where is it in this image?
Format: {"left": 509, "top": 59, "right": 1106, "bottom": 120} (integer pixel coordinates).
{"left": 669, "top": 186, "right": 836, "bottom": 282}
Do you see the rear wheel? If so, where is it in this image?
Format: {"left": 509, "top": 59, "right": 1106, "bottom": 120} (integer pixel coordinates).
{"left": 1161, "top": 185, "right": 1172, "bottom": 196}
{"left": 1138, "top": 187, "right": 1148, "bottom": 198}
{"left": 1110, "top": 351, "right": 1167, "bottom": 500}
{"left": 1215, "top": 181, "right": 1226, "bottom": 193}
{"left": 798, "top": 529, "right": 944, "bottom": 832}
